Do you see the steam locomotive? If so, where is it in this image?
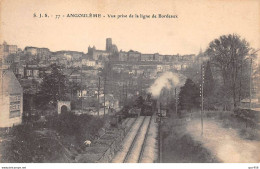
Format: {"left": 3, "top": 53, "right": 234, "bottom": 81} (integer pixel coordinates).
{"left": 109, "top": 94, "right": 156, "bottom": 127}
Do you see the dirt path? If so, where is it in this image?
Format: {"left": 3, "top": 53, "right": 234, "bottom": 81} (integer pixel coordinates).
{"left": 186, "top": 119, "right": 260, "bottom": 163}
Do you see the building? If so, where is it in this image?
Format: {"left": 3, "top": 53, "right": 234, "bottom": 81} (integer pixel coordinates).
{"left": 88, "top": 38, "right": 118, "bottom": 61}
{"left": 154, "top": 53, "right": 164, "bottom": 62}
{"left": 157, "top": 65, "right": 163, "bottom": 72}
{"left": 82, "top": 59, "right": 96, "bottom": 67}
{"left": 119, "top": 51, "right": 128, "bottom": 61}
{"left": 106, "top": 38, "right": 118, "bottom": 53}
{"left": 77, "top": 89, "right": 88, "bottom": 98}
{"left": 106, "top": 38, "right": 112, "bottom": 51}
{"left": 10, "top": 63, "right": 25, "bottom": 78}
{"left": 240, "top": 98, "right": 259, "bottom": 109}
{"left": 141, "top": 54, "right": 154, "bottom": 61}
{"left": 172, "top": 64, "right": 182, "bottom": 70}
{"left": 128, "top": 50, "right": 141, "bottom": 62}
{"left": 88, "top": 46, "right": 111, "bottom": 61}
{"left": 162, "top": 64, "right": 171, "bottom": 72}
{"left": 24, "top": 47, "right": 38, "bottom": 55}
{"left": 69, "top": 73, "right": 81, "bottom": 83}
{"left": 99, "top": 94, "right": 119, "bottom": 109}
{"left": 0, "top": 42, "right": 18, "bottom": 69}
{"left": 24, "top": 65, "right": 40, "bottom": 79}
{"left": 0, "top": 41, "right": 18, "bottom": 56}
{"left": 0, "top": 69, "right": 23, "bottom": 127}
{"left": 37, "top": 48, "right": 50, "bottom": 56}
{"left": 52, "top": 51, "right": 84, "bottom": 65}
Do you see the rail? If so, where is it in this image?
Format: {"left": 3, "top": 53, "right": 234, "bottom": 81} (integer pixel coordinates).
{"left": 138, "top": 116, "right": 152, "bottom": 162}
{"left": 123, "top": 116, "right": 146, "bottom": 163}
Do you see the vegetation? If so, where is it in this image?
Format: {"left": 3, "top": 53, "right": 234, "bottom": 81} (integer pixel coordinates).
{"left": 206, "top": 34, "right": 256, "bottom": 109}
{"left": 178, "top": 78, "right": 200, "bottom": 112}
{"left": 203, "top": 61, "right": 215, "bottom": 110}
{"left": 161, "top": 115, "right": 218, "bottom": 163}
{"left": 1, "top": 113, "right": 104, "bottom": 162}
{"left": 181, "top": 34, "right": 257, "bottom": 111}
{"left": 36, "top": 64, "right": 69, "bottom": 109}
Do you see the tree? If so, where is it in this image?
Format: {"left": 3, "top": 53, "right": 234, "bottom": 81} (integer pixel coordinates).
{"left": 181, "top": 61, "right": 201, "bottom": 85}
{"left": 203, "top": 61, "right": 215, "bottom": 110}
{"left": 68, "top": 81, "right": 80, "bottom": 100}
{"left": 36, "top": 64, "right": 69, "bottom": 109}
{"left": 206, "top": 34, "right": 253, "bottom": 109}
{"left": 178, "top": 78, "right": 200, "bottom": 112}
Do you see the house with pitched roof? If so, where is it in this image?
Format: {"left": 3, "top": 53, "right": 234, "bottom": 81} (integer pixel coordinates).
{"left": 0, "top": 69, "right": 23, "bottom": 127}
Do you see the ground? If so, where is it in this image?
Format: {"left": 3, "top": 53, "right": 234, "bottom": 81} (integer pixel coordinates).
{"left": 161, "top": 111, "right": 260, "bottom": 163}
{"left": 186, "top": 119, "right": 260, "bottom": 162}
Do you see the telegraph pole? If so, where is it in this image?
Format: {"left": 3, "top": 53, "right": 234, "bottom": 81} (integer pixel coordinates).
{"left": 70, "top": 81, "right": 73, "bottom": 101}
{"left": 125, "top": 81, "right": 128, "bottom": 105}
{"left": 200, "top": 64, "right": 204, "bottom": 136}
{"left": 248, "top": 49, "right": 260, "bottom": 109}
{"left": 81, "top": 65, "right": 83, "bottom": 112}
{"left": 103, "top": 76, "right": 106, "bottom": 116}
{"left": 122, "top": 84, "right": 125, "bottom": 106}
{"left": 97, "top": 77, "right": 100, "bottom": 116}
{"left": 140, "top": 74, "right": 143, "bottom": 96}
{"left": 249, "top": 58, "right": 252, "bottom": 110}
{"left": 175, "top": 88, "right": 178, "bottom": 114}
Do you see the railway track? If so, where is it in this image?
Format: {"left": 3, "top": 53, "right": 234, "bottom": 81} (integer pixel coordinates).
{"left": 139, "top": 115, "right": 159, "bottom": 163}
{"left": 124, "top": 116, "right": 151, "bottom": 163}
{"left": 111, "top": 116, "right": 145, "bottom": 163}
{"left": 137, "top": 116, "right": 152, "bottom": 163}
{"left": 111, "top": 115, "right": 155, "bottom": 163}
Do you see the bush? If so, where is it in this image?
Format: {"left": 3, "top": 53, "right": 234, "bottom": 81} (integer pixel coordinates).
{"left": 1, "top": 113, "right": 105, "bottom": 162}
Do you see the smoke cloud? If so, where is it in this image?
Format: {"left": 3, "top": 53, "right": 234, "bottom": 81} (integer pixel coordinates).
{"left": 148, "top": 71, "right": 184, "bottom": 98}
{"left": 186, "top": 119, "right": 260, "bottom": 163}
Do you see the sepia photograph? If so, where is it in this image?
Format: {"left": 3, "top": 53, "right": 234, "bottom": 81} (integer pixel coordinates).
{"left": 0, "top": 0, "right": 259, "bottom": 168}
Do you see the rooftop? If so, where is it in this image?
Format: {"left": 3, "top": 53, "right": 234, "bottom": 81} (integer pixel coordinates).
{"left": 0, "top": 69, "right": 23, "bottom": 94}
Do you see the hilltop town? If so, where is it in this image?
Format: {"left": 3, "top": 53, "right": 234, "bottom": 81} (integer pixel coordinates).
{"left": 0, "top": 36, "right": 259, "bottom": 164}
{"left": 0, "top": 38, "right": 199, "bottom": 123}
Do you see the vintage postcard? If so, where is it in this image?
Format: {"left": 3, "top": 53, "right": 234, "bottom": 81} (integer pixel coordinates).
{"left": 0, "top": 0, "right": 259, "bottom": 168}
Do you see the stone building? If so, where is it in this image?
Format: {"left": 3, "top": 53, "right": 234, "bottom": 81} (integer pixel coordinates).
{"left": 106, "top": 38, "right": 112, "bottom": 51}
{"left": 141, "top": 54, "right": 154, "bottom": 61}
{"left": 24, "top": 47, "right": 38, "bottom": 55}
{"left": 88, "top": 38, "right": 118, "bottom": 61}
{"left": 128, "top": 50, "right": 141, "bottom": 62}
{"left": 0, "top": 41, "right": 18, "bottom": 57}
{"left": 106, "top": 38, "right": 118, "bottom": 53}
{"left": 0, "top": 69, "right": 23, "bottom": 127}
{"left": 119, "top": 51, "right": 128, "bottom": 61}
{"left": 0, "top": 42, "right": 18, "bottom": 69}
{"left": 82, "top": 59, "right": 96, "bottom": 67}
{"left": 88, "top": 46, "right": 111, "bottom": 61}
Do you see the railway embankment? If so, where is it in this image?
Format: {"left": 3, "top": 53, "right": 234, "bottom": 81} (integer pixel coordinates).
{"left": 76, "top": 117, "right": 136, "bottom": 162}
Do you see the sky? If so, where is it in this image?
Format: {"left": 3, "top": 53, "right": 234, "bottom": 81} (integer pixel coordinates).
{"left": 0, "top": 0, "right": 259, "bottom": 55}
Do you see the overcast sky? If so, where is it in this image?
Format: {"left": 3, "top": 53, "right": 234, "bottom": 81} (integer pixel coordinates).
{"left": 1, "top": 0, "right": 259, "bottom": 55}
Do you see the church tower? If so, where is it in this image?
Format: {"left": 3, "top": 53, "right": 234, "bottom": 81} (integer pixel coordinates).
{"left": 106, "top": 38, "right": 112, "bottom": 52}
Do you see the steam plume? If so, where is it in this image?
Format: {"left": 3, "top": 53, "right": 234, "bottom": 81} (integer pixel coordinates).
{"left": 148, "top": 71, "right": 184, "bottom": 98}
